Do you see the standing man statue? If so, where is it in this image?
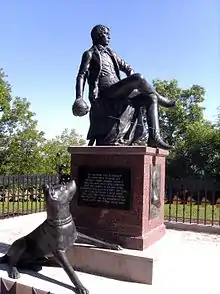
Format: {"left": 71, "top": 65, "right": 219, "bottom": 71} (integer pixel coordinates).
{"left": 72, "top": 24, "right": 175, "bottom": 149}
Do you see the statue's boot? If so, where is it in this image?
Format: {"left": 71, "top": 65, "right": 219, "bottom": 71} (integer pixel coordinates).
{"left": 146, "top": 94, "right": 172, "bottom": 150}
{"left": 139, "top": 79, "right": 176, "bottom": 108}
{"left": 157, "top": 94, "right": 176, "bottom": 108}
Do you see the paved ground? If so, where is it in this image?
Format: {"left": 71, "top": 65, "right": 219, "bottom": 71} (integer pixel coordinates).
{"left": 0, "top": 212, "right": 220, "bottom": 294}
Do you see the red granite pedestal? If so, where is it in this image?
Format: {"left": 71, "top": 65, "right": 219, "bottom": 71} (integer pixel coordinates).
{"left": 68, "top": 146, "right": 168, "bottom": 250}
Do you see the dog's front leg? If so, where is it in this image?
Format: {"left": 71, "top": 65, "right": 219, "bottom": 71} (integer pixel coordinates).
{"left": 77, "top": 232, "right": 122, "bottom": 250}
{"left": 53, "top": 249, "right": 89, "bottom": 294}
{"left": 7, "top": 238, "right": 27, "bottom": 279}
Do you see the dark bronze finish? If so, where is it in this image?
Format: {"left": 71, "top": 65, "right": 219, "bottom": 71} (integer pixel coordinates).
{"left": 0, "top": 180, "right": 122, "bottom": 294}
{"left": 72, "top": 25, "right": 175, "bottom": 149}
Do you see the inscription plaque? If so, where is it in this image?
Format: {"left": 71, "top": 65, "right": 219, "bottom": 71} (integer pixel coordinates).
{"left": 77, "top": 166, "right": 132, "bottom": 210}
{"left": 149, "top": 164, "right": 161, "bottom": 219}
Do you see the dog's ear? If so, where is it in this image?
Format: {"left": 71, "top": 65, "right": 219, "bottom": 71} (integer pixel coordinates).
{"left": 42, "top": 183, "right": 50, "bottom": 192}
{"left": 67, "top": 180, "right": 77, "bottom": 195}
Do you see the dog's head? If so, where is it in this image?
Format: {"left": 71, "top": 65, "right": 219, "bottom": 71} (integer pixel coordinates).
{"left": 43, "top": 180, "right": 77, "bottom": 203}
{"left": 59, "top": 174, "right": 71, "bottom": 185}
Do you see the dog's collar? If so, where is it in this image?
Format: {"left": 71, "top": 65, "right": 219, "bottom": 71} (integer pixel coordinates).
{"left": 47, "top": 215, "right": 73, "bottom": 226}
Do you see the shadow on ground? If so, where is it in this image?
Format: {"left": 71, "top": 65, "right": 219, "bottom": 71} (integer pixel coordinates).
{"left": 0, "top": 242, "right": 77, "bottom": 293}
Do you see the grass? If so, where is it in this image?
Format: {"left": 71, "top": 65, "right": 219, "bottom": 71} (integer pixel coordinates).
{"left": 0, "top": 200, "right": 45, "bottom": 218}
{"left": 164, "top": 203, "right": 220, "bottom": 225}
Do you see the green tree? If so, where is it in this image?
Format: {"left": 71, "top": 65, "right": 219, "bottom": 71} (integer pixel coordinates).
{"left": 150, "top": 79, "right": 220, "bottom": 179}
{"left": 0, "top": 69, "right": 86, "bottom": 175}
{"left": 0, "top": 69, "right": 11, "bottom": 148}
{"left": 153, "top": 79, "right": 205, "bottom": 147}
{"left": 167, "top": 120, "right": 220, "bottom": 179}
{"left": 0, "top": 69, "right": 45, "bottom": 174}
{"left": 0, "top": 69, "right": 11, "bottom": 114}
{"left": 39, "top": 128, "right": 86, "bottom": 174}
{"left": 215, "top": 106, "right": 220, "bottom": 129}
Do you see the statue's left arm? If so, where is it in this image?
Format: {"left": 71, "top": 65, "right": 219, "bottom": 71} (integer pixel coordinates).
{"left": 112, "top": 51, "right": 134, "bottom": 76}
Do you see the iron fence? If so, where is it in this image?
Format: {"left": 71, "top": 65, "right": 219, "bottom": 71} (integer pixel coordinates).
{"left": 1, "top": 174, "right": 220, "bottom": 227}
{"left": 0, "top": 174, "right": 59, "bottom": 219}
{"left": 165, "top": 178, "right": 220, "bottom": 226}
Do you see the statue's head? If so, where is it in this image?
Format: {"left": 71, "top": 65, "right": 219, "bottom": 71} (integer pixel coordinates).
{"left": 91, "top": 25, "right": 110, "bottom": 46}
{"left": 43, "top": 180, "right": 76, "bottom": 203}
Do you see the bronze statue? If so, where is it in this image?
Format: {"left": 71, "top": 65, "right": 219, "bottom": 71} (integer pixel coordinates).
{"left": 0, "top": 180, "right": 122, "bottom": 294}
{"left": 72, "top": 24, "right": 175, "bottom": 149}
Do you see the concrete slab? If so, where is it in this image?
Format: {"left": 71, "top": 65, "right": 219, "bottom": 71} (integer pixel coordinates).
{"left": 66, "top": 244, "right": 153, "bottom": 284}
{"left": 1, "top": 212, "right": 220, "bottom": 294}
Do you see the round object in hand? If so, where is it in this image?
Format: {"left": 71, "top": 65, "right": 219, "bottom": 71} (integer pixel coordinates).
{"left": 72, "top": 99, "right": 89, "bottom": 117}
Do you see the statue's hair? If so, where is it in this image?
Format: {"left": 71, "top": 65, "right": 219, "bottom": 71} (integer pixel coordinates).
{"left": 91, "top": 24, "right": 110, "bottom": 44}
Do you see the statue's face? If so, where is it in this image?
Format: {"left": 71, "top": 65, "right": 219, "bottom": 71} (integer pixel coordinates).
{"left": 99, "top": 27, "right": 110, "bottom": 46}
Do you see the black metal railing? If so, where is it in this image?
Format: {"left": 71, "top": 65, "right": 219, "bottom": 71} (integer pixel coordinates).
{"left": 165, "top": 178, "right": 220, "bottom": 226}
{"left": 0, "top": 174, "right": 59, "bottom": 219}
{"left": 1, "top": 174, "right": 220, "bottom": 227}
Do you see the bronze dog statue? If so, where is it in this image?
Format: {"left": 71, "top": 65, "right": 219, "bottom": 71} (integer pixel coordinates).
{"left": 0, "top": 180, "right": 122, "bottom": 294}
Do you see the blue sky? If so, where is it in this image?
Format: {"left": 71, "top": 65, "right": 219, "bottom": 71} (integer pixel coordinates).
{"left": 1, "top": 0, "right": 219, "bottom": 139}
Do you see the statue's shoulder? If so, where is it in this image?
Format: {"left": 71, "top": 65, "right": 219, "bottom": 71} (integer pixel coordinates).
{"left": 81, "top": 46, "right": 95, "bottom": 59}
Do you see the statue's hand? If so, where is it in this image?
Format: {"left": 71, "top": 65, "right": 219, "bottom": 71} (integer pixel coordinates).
{"left": 72, "top": 99, "right": 89, "bottom": 117}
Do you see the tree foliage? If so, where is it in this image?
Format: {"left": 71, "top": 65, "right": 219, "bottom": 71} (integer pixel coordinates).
{"left": 152, "top": 79, "right": 220, "bottom": 179}
{"left": 0, "top": 69, "right": 45, "bottom": 174}
{"left": 39, "top": 129, "right": 86, "bottom": 174}
{"left": 153, "top": 79, "right": 205, "bottom": 147}
{"left": 167, "top": 121, "right": 220, "bottom": 178}
{"left": 0, "top": 69, "right": 86, "bottom": 175}
{"left": 215, "top": 106, "right": 220, "bottom": 129}
{"left": 1, "top": 68, "right": 220, "bottom": 179}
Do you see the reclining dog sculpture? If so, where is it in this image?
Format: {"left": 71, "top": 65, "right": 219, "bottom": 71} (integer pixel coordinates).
{"left": 0, "top": 180, "right": 122, "bottom": 294}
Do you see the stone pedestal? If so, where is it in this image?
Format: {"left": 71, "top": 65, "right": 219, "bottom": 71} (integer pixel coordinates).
{"left": 68, "top": 146, "right": 168, "bottom": 250}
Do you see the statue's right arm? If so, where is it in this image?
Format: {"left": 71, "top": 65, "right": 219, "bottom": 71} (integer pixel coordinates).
{"left": 75, "top": 51, "right": 92, "bottom": 100}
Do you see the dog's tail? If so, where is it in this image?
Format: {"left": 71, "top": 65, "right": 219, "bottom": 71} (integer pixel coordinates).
{"left": 0, "top": 254, "right": 8, "bottom": 263}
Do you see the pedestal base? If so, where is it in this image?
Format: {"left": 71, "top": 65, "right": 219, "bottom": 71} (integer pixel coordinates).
{"left": 68, "top": 146, "right": 168, "bottom": 250}
{"left": 77, "top": 223, "right": 166, "bottom": 250}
